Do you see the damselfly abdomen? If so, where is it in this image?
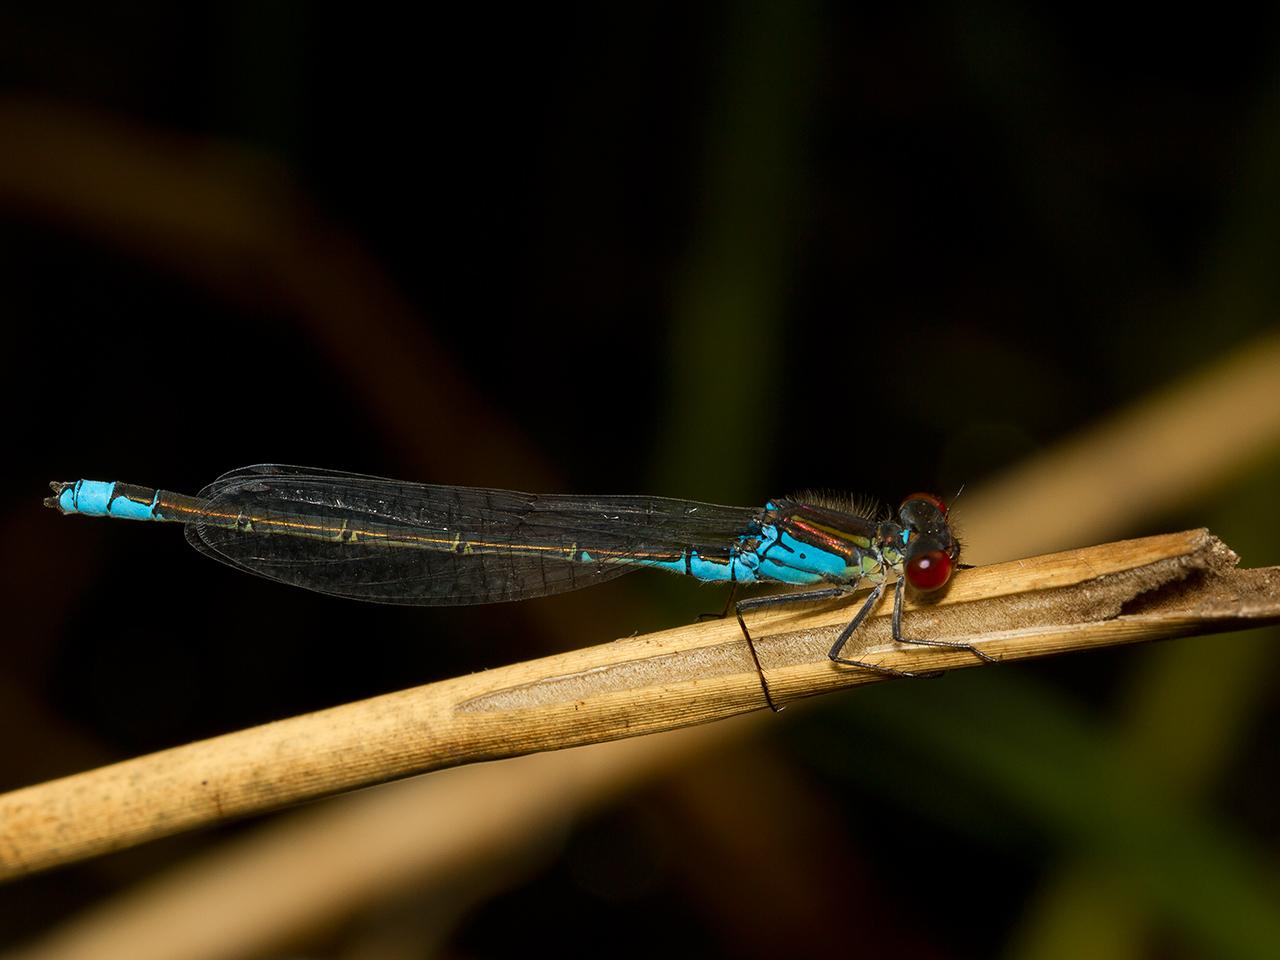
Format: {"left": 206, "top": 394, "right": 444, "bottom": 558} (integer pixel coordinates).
{"left": 46, "top": 465, "right": 994, "bottom": 709}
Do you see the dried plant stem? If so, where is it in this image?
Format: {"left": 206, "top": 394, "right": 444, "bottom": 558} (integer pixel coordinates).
{"left": 2, "top": 529, "right": 1275, "bottom": 880}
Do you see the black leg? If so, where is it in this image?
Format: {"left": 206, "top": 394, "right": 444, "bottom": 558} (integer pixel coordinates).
{"left": 732, "top": 570, "right": 1000, "bottom": 711}
{"left": 890, "top": 577, "right": 998, "bottom": 663}
{"left": 735, "top": 586, "right": 850, "bottom": 614}
{"left": 734, "top": 586, "right": 852, "bottom": 712}
{"left": 826, "top": 583, "right": 940, "bottom": 679}
{"left": 827, "top": 582, "right": 884, "bottom": 660}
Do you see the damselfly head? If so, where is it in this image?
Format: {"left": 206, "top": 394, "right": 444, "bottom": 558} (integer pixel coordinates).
{"left": 897, "top": 493, "right": 960, "bottom": 593}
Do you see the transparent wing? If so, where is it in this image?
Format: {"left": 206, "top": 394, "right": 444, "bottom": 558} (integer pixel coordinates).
{"left": 184, "top": 464, "right": 762, "bottom": 605}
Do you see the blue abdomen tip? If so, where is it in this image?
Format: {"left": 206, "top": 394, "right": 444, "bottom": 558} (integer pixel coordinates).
{"left": 69, "top": 480, "right": 117, "bottom": 516}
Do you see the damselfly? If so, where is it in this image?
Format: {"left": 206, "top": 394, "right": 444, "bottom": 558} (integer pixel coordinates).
{"left": 45, "top": 465, "right": 994, "bottom": 709}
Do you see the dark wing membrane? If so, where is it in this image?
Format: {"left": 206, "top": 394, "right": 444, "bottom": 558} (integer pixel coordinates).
{"left": 184, "top": 465, "right": 761, "bottom": 605}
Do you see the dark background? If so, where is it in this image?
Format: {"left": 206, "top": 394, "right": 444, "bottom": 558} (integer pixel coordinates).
{"left": 3, "top": 5, "right": 1279, "bottom": 958}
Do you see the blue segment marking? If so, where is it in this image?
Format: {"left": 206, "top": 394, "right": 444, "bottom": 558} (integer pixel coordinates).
{"left": 690, "top": 552, "right": 735, "bottom": 582}
{"left": 65, "top": 479, "right": 116, "bottom": 516}
{"left": 109, "top": 489, "right": 160, "bottom": 521}
{"left": 56, "top": 485, "right": 78, "bottom": 513}
{"left": 60, "top": 480, "right": 161, "bottom": 521}
{"left": 633, "top": 550, "right": 760, "bottom": 584}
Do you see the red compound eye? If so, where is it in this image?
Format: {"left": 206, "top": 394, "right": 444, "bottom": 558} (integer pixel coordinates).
{"left": 905, "top": 549, "right": 953, "bottom": 591}
{"left": 901, "top": 492, "right": 949, "bottom": 516}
